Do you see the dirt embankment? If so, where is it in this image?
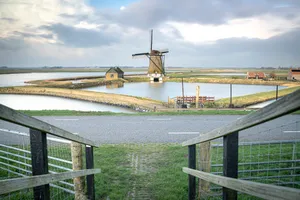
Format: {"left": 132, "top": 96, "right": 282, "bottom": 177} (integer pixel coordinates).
{"left": 0, "top": 87, "right": 168, "bottom": 111}
{"left": 167, "top": 77, "right": 300, "bottom": 87}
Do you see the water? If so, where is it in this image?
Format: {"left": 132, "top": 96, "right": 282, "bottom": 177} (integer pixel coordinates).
{"left": 0, "top": 94, "right": 135, "bottom": 113}
{"left": 0, "top": 71, "right": 146, "bottom": 87}
{"left": 83, "top": 82, "right": 285, "bottom": 101}
{"left": 247, "top": 99, "right": 277, "bottom": 109}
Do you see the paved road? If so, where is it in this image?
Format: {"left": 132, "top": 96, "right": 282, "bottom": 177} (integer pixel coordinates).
{"left": 0, "top": 115, "right": 299, "bottom": 144}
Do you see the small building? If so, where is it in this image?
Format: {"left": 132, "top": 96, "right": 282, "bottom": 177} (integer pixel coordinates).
{"left": 247, "top": 72, "right": 266, "bottom": 79}
{"left": 287, "top": 68, "right": 300, "bottom": 80}
{"left": 105, "top": 67, "right": 124, "bottom": 80}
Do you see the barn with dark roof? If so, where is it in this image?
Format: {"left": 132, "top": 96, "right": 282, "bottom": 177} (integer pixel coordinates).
{"left": 105, "top": 67, "right": 124, "bottom": 80}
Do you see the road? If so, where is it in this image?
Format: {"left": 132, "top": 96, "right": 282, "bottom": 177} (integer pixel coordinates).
{"left": 1, "top": 115, "right": 299, "bottom": 145}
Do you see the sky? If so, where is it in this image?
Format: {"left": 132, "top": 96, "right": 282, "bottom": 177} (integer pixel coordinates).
{"left": 0, "top": 0, "right": 300, "bottom": 68}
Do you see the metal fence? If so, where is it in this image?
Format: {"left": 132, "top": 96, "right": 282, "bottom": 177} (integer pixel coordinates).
{"left": 0, "top": 104, "right": 100, "bottom": 200}
{"left": 182, "top": 89, "right": 300, "bottom": 200}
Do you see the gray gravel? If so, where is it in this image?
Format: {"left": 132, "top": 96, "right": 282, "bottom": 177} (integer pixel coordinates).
{"left": 0, "top": 115, "right": 299, "bottom": 145}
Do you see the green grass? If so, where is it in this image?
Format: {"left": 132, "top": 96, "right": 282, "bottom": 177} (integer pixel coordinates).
{"left": 216, "top": 86, "right": 300, "bottom": 107}
{"left": 1, "top": 143, "right": 300, "bottom": 199}
{"left": 19, "top": 109, "right": 300, "bottom": 116}
{"left": 18, "top": 109, "right": 255, "bottom": 116}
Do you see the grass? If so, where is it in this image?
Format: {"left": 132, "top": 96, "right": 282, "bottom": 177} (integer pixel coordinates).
{"left": 1, "top": 143, "right": 299, "bottom": 199}
{"left": 18, "top": 109, "right": 257, "bottom": 116}
{"left": 215, "top": 86, "right": 300, "bottom": 107}
{"left": 19, "top": 109, "right": 300, "bottom": 116}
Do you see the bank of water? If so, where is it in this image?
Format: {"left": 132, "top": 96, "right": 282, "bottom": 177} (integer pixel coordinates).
{"left": 0, "top": 71, "right": 146, "bottom": 87}
{"left": 0, "top": 94, "right": 135, "bottom": 113}
{"left": 83, "top": 82, "right": 285, "bottom": 101}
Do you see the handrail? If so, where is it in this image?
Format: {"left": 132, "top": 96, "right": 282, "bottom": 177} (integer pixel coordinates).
{"left": 0, "top": 169, "right": 101, "bottom": 195}
{"left": 0, "top": 104, "right": 97, "bottom": 146}
{"left": 183, "top": 167, "right": 300, "bottom": 200}
{"left": 182, "top": 89, "right": 300, "bottom": 146}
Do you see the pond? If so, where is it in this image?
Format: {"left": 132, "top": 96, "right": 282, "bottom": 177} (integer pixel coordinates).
{"left": 0, "top": 94, "right": 135, "bottom": 113}
{"left": 82, "top": 82, "right": 285, "bottom": 101}
{"left": 0, "top": 71, "right": 147, "bottom": 87}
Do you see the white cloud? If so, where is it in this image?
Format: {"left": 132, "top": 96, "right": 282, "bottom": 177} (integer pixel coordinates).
{"left": 167, "top": 14, "right": 300, "bottom": 44}
{"left": 120, "top": 6, "right": 126, "bottom": 11}
{"left": 74, "top": 21, "right": 102, "bottom": 30}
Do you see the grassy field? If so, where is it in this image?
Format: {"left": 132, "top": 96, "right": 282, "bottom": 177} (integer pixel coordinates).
{"left": 0, "top": 86, "right": 167, "bottom": 111}
{"left": 1, "top": 143, "right": 299, "bottom": 199}
{"left": 215, "top": 86, "right": 300, "bottom": 107}
{"left": 19, "top": 109, "right": 255, "bottom": 116}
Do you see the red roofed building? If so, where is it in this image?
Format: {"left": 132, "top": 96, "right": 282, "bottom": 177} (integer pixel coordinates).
{"left": 247, "top": 72, "right": 266, "bottom": 79}
{"left": 288, "top": 68, "right": 300, "bottom": 80}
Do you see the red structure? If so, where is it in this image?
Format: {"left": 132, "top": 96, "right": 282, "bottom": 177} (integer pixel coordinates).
{"left": 247, "top": 72, "right": 266, "bottom": 79}
{"left": 176, "top": 96, "right": 215, "bottom": 104}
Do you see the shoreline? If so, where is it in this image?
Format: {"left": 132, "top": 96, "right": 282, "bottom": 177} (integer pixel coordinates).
{"left": 0, "top": 87, "right": 168, "bottom": 112}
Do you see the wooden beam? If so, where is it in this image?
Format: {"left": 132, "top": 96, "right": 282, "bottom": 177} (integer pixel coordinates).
{"left": 86, "top": 146, "right": 95, "bottom": 200}
{"left": 183, "top": 167, "right": 300, "bottom": 200}
{"left": 199, "top": 141, "right": 211, "bottom": 199}
{"left": 0, "top": 104, "right": 97, "bottom": 146}
{"left": 0, "top": 169, "right": 101, "bottom": 195}
{"left": 223, "top": 132, "right": 238, "bottom": 200}
{"left": 188, "top": 145, "right": 196, "bottom": 200}
{"left": 71, "top": 142, "right": 85, "bottom": 200}
{"left": 30, "top": 129, "right": 50, "bottom": 200}
{"left": 182, "top": 89, "right": 300, "bottom": 146}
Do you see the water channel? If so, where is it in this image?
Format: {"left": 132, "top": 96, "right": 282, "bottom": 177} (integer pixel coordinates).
{"left": 83, "top": 82, "right": 285, "bottom": 102}
{"left": 0, "top": 94, "right": 135, "bottom": 113}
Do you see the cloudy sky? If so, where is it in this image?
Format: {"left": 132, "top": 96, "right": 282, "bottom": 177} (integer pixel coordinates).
{"left": 0, "top": 0, "right": 300, "bottom": 68}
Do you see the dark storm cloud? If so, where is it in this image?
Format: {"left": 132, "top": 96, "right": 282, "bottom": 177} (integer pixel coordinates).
{"left": 41, "top": 23, "right": 119, "bottom": 48}
{"left": 166, "top": 28, "right": 300, "bottom": 67}
{"left": 0, "top": 17, "right": 18, "bottom": 22}
{"left": 100, "top": 0, "right": 300, "bottom": 29}
{"left": 0, "top": 37, "right": 26, "bottom": 51}
{"left": 14, "top": 31, "right": 53, "bottom": 39}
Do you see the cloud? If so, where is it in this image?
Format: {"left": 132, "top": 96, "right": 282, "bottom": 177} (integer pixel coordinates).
{"left": 41, "top": 23, "right": 119, "bottom": 48}
{"left": 100, "top": 0, "right": 300, "bottom": 29}
{"left": 0, "top": 37, "right": 27, "bottom": 51}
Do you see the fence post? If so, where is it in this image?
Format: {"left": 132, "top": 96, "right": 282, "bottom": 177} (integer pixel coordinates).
{"left": 188, "top": 144, "right": 196, "bottom": 200}
{"left": 29, "top": 128, "right": 50, "bottom": 200}
{"left": 71, "top": 142, "right": 86, "bottom": 200}
{"left": 223, "top": 132, "right": 238, "bottom": 200}
{"left": 198, "top": 141, "right": 211, "bottom": 199}
{"left": 86, "top": 145, "right": 95, "bottom": 200}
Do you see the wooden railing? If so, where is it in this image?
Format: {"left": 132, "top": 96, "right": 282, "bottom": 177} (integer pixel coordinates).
{"left": 182, "top": 89, "right": 300, "bottom": 200}
{"left": 0, "top": 104, "right": 100, "bottom": 200}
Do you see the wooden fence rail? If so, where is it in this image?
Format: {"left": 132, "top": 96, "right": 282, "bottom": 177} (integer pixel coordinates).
{"left": 182, "top": 89, "right": 300, "bottom": 200}
{"left": 0, "top": 103, "right": 100, "bottom": 200}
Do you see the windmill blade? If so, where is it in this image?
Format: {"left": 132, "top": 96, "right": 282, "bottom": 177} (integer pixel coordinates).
{"left": 158, "top": 49, "right": 169, "bottom": 54}
{"left": 132, "top": 52, "right": 149, "bottom": 56}
{"left": 132, "top": 52, "right": 149, "bottom": 59}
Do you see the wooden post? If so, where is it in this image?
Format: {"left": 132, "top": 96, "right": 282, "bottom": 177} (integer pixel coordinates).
{"left": 198, "top": 141, "right": 211, "bottom": 199}
{"left": 276, "top": 85, "right": 279, "bottom": 100}
{"left": 30, "top": 128, "right": 50, "bottom": 200}
{"left": 229, "top": 84, "right": 233, "bottom": 108}
{"left": 223, "top": 132, "right": 238, "bottom": 200}
{"left": 188, "top": 145, "right": 196, "bottom": 200}
{"left": 86, "top": 145, "right": 95, "bottom": 200}
{"left": 196, "top": 86, "right": 200, "bottom": 108}
{"left": 71, "top": 142, "right": 86, "bottom": 200}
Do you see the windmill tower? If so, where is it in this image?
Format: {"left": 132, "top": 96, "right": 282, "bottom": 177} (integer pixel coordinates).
{"left": 132, "top": 29, "right": 169, "bottom": 82}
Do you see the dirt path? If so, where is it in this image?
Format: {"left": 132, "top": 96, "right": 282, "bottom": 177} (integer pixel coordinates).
{"left": 0, "top": 87, "right": 168, "bottom": 111}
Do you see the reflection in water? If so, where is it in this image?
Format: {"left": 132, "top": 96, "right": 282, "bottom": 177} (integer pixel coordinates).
{"left": 106, "top": 82, "right": 124, "bottom": 89}
{"left": 0, "top": 94, "right": 135, "bottom": 113}
{"left": 83, "top": 82, "right": 285, "bottom": 102}
{"left": 0, "top": 71, "right": 146, "bottom": 87}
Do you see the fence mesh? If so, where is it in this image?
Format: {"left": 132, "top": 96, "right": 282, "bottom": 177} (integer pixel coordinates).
{"left": 198, "top": 116, "right": 300, "bottom": 199}
{"left": 0, "top": 119, "right": 75, "bottom": 200}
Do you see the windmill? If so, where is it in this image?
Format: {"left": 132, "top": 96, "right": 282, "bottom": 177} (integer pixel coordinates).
{"left": 132, "top": 29, "right": 169, "bottom": 82}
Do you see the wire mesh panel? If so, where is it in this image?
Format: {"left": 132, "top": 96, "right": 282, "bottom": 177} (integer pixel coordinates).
{"left": 0, "top": 119, "right": 75, "bottom": 200}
